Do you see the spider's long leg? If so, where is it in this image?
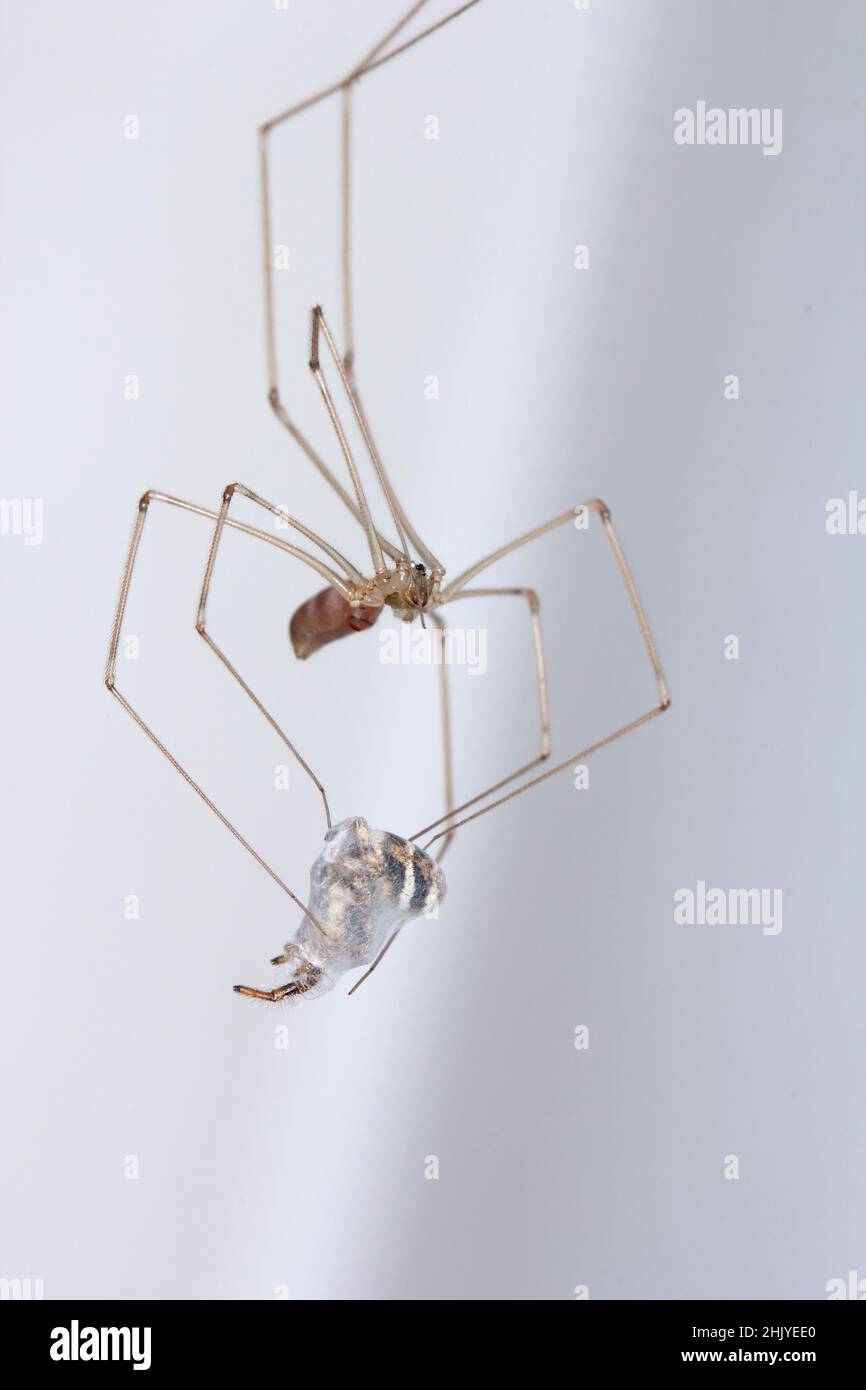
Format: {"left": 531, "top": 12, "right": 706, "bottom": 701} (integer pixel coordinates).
{"left": 104, "top": 491, "right": 331, "bottom": 932}
{"left": 414, "top": 501, "right": 670, "bottom": 848}
{"left": 195, "top": 482, "right": 374, "bottom": 829}
{"left": 340, "top": 80, "right": 354, "bottom": 374}
{"left": 266, "top": 386, "right": 405, "bottom": 566}
{"left": 260, "top": 1, "right": 483, "bottom": 563}
{"left": 346, "top": 609, "right": 453, "bottom": 997}
{"left": 441, "top": 503, "right": 591, "bottom": 601}
{"left": 311, "top": 304, "right": 444, "bottom": 575}
{"left": 424, "top": 587, "right": 551, "bottom": 832}
{"left": 308, "top": 308, "right": 395, "bottom": 576}
{"left": 428, "top": 611, "right": 455, "bottom": 864}
{"left": 260, "top": 124, "right": 403, "bottom": 565}
{"left": 314, "top": 307, "right": 444, "bottom": 576}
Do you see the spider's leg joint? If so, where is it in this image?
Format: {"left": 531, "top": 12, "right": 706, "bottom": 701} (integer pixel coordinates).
{"left": 138, "top": 489, "right": 156, "bottom": 513}
{"left": 308, "top": 304, "right": 325, "bottom": 372}
{"left": 587, "top": 497, "right": 611, "bottom": 521}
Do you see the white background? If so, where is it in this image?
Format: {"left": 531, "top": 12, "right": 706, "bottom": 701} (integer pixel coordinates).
{"left": 1, "top": 0, "right": 864, "bottom": 1299}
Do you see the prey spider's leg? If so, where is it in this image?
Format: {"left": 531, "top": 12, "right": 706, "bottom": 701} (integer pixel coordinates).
{"left": 414, "top": 501, "right": 670, "bottom": 848}
{"left": 104, "top": 491, "right": 328, "bottom": 934}
{"left": 196, "top": 482, "right": 371, "bottom": 829}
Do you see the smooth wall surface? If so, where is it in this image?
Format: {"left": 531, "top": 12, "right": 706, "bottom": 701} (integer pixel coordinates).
{"left": 1, "top": 0, "right": 864, "bottom": 1299}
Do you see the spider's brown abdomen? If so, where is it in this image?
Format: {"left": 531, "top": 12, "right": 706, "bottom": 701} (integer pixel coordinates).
{"left": 289, "top": 586, "right": 381, "bottom": 660}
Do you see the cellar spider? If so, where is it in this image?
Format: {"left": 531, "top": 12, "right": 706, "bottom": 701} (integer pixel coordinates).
{"left": 104, "top": 0, "right": 670, "bottom": 1003}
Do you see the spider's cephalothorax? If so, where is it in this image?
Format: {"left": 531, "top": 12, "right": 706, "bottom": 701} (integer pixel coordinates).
{"left": 289, "top": 561, "right": 443, "bottom": 657}
{"left": 233, "top": 817, "right": 447, "bottom": 1002}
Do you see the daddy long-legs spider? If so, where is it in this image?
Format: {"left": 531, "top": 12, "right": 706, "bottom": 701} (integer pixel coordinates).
{"left": 104, "top": 0, "right": 670, "bottom": 1003}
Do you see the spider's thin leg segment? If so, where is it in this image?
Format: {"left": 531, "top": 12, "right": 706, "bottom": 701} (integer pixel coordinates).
{"left": 426, "top": 587, "right": 551, "bottom": 829}
{"left": 420, "top": 706, "right": 666, "bottom": 852}
{"left": 259, "top": 0, "right": 483, "bottom": 565}
{"left": 104, "top": 492, "right": 327, "bottom": 933}
{"left": 444, "top": 499, "right": 668, "bottom": 703}
{"left": 259, "top": 131, "right": 403, "bottom": 566}
{"left": 429, "top": 611, "right": 456, "bottom": 864}
{"left": 356, "top": 1, "right": 485, "bottom": 79}
{"left": 315, "top": 307, "right": 444, "bottom": 576}
{"left": 348, "top": 0, "right": 433, "bottom": 81}
{"left": 415, "top": 501, "right": 670, "bottom": 848}
{"left": 196, "top": 482, "right": 368, "bottom": 830}
{"left": 340, "top": 81, "right": 354, "bottom": 376}
{"left": 263, "top": 338, "right": 404, "bottom": 563}
{"left": 309, "top": 309, "right": 391, "bottom": 576}
{"left": 259, "top": 1, "right": 482, "bottom": 138}
{"left": 441, "top": 506, "right": 579, "bottom": 601}
{"left": 348, "top": 610, "right": 454, "bottom": 997}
